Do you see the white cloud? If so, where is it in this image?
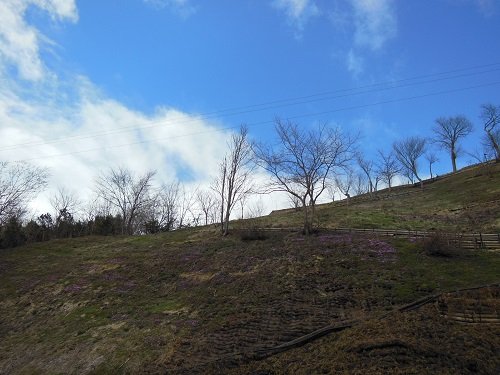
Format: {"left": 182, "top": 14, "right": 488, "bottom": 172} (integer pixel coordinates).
{"left": 346, "top": 49, "right": 363, "bottom": 77}
{"left": 472, "top": 0, "right": 495, "bottom": 16}
{"left": 272, "top": 0, "right": 320, "bottom": 32}
{"left": 0, "top": 0, "right": 291, "bottom": 220}
{"left": 335, "top": 0, "right": 397, "bottom": 76}
{"left": 351, "top": 0, "right": 397, "bottom": 51}
{"left": 0, "top": 0, "right": 236, "bottom": 218}
{"left": 0, "top": 77, "right": 232, "bottom": 215}
{"left": 0, "top": 0, "right": 77, "bottom": 81}
{"left": 143, "top": 0, "right": 197, "bottom": 18}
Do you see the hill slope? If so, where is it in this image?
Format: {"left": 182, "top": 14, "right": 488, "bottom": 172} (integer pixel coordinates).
{"left": 0, "top": 162, "right": 499, "bottom": 374}
{"left": 262, "top": 161, "right": 500, "bottom": 232}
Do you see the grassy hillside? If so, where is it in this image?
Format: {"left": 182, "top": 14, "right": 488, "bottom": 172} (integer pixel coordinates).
{"left": 1, "top": 228, "right": 499, "bottom": 373}
{"left": 0, "top": 162, "right": 499, "bottom": 374}
{"left": 260, "top": 161, "right": 500, "bottom": 232}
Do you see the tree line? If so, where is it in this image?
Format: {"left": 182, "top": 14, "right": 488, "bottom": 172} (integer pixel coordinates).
{"left": 1, "top": 103, "right": 499, "bottom": 247}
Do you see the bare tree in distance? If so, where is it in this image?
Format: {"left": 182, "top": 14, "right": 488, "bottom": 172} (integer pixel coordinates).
{"left": 433, "top": 116, "right": 473, "bottom": 172}
{"left": 84, "top": 194, "right": 112, "bottom": 222}
{"left": 254, "top": 119, "right": 356, "bottom": 234}
{"left": 425, "top": 152, "right": 439, "bottom": 179}
{"left": 176, "top": 184, "right": 197, "bottom": 229}
{"left": 0, "top": 162, "right": 49, "bottom": 224}
{"left": 480, "top": 104, "right": 500, "bottom": 161}
{"left": 353, "top": 174, "right": 368, "bottom": 196}
{"left": 288, "top": 193, "right": 302, "bottom": 210}
{"left": 335, "top": 169, "right": 354, "bottom": 204}
{"left": 196, "top": 189, "right": 218, "bottom": 226}
{"left": 212, "top": 125, "right": 254, "bottom": 235}
{"left": 356, "top": 153, "right": 376, "bottom": 194}
{"left": 393, "top": 136, "right": 427, "bottom": 188}
{"left": 50, "top": 187, "right": 81, "bottom": 219}
{"left": 247, "top": 198, "right": 265, "bottom": 219}
{"left": 238, "top": 193, "right": 250, "bottom": 220}
{"left": 149, "top": 182, "right": 181, "bottom": 231}
{"left": 95, "top": 167, "right": 156, "bottom": 234}
{"left": 376, "top": 150, "right": 400, "bottom": 191}
{"left": 326, "top": 183, "right": 337, "bottom": 202}
{"left": 466, "top": 147, "right": 489, "bottom": 164}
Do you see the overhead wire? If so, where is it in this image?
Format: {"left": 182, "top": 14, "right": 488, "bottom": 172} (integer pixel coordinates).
{"left": 1, "top": 62, "right": 500, "bottom": 152}
{"left": 11, "top": 79, "right": 500, "bottom": 163}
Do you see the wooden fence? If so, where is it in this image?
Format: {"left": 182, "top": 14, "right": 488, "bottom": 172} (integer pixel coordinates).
{"left": 251, "top": 227, "right": 500, "bottom": 251}
{"left": 328, "top": 227, "right": 500, "bottom": 251}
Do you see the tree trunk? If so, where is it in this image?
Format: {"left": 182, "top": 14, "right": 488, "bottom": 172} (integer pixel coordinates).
{"left": 451, "top": 150, "right": 457, "bottom": 172}
{"left": 302, "top": 199, "right": 310, "bottom": 235}
{"left": 223, "top": 206, "right": 230, "bottom": 236}
{"left": 487, "top": 131, "right": 500, "bottom": 161}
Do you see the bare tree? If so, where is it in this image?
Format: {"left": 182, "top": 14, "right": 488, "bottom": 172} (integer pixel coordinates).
{"left": 84, "top": 194, "right": 112, "bottom": 222}
{"left": 253, "top": 119, "right": 356, "bottom": 234}
{"left": 95, "top": 167, "right": 156, "bottom": 234}
{"left": 326, "top": 183, "right": 337, "bottom": 202}
{"left": 176, "top": 184, "right": 197, "bottom": 228}
{"left": 288, "top": 193, "right": 302, "bottom": 210}
{"left": 50, "top": 187, "right": 81, "bottom": 219}
{"left": 353, "top": 173, "right": 368, "bottom": 196}
{"left": 196, "top": 189, "right": 218, "bottom": 226}
{"left": 376, "top": 150, "right": 399, "bottom": 191}
{"left": 238, "top": 193, "right": 250, "bottom": 220}
{"left": 149, "top": 182, "right": 180, "bottom": 231}
{"left": 247, "top": 198, "right": 265, "bottom": 219}
{"left": 425, "top": 152, "right": 439, "bottom": 179}
{"left": 433, "top": 116, "right": 473, "bottom": 172}
{"left": 0, "top": 162, "right": 49, "bottom": 224}
{"left": 393, "top": 136, "right": 426, "bottom": 188}
{"left": 212, "top": 126, "right": 254, "bottom": 235}
{"left": 480, "top": 104, "right": 500, "bottom": 161}
{"left": 335, "top": 169, "right": 354, "bottom": 203}
{"left": 356, "top": 153, "right": 376, "bottom": 194}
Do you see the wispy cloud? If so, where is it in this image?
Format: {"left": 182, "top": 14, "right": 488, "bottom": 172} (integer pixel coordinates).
{"left": 272, "top": 0, "right": 320, "bottom": 34}
{"left": 351, "top": 0, "right": 397, "bottom": 51}
{"left": 471, "top": 0, "right": 495, "bottom": 16}
{"left": 331, "top": 0, "right": 397, "bottom": 77}
{"left": 0, "top": 0, "right": 230, "bottom": 215}
{"left": 0, "top": 75, "right": 233, "bottom": 214}
{"left": 0, "top": 0, "right": 78, "bottom": 81}
{"left": 143, "top": 0, "right": 197, "bottom": 18}
{"left": 346, "top": 48, "right": 363, "bottom": 77}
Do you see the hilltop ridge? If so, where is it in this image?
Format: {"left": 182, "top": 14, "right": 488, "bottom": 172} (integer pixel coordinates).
{"left": 262, "top": 161, "right": 500, "bottom": 232}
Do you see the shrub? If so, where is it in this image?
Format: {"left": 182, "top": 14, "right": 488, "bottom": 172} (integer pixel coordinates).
{"left": 0, "top": 217, "right": 26, "bottom": 249}
{"left": 422, "top": 232, "right": 463, "bottom": 257}
{"left": 239, "top": 228, "right": 268, "bottom": 241}
{"left": 92, "top": 215, "right": 121, "bottom": 236}
{"left": 24, "top": 220, "right": 43, "bottom": 243}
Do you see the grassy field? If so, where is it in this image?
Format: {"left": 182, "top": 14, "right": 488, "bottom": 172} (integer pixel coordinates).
{"left": 0, "top": 163, "right": 499, "bottom": 374}
{"left": 260, "top": 161, "right": 500, "bottom": 232}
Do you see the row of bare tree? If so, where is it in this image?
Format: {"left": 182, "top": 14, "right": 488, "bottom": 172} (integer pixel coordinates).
{"left": 328, "top": 103, "right": 500, "bottom": 199}
{"left": 1, "top": 103, "right": 498, "bottom": 241}
{"left": 213, "top": 103, "right": 499, "bottom": 234}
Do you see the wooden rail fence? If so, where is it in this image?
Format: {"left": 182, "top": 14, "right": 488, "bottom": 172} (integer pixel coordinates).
{"left": 249, "top": 227, "right": 500, "bottom": 251}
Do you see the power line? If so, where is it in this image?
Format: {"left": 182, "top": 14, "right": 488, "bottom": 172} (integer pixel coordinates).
{"left": 2, "top": 63, "right": 500, "bottom": 152}
{"left": 12, "top": 80, "right": 500, "bottom": 163}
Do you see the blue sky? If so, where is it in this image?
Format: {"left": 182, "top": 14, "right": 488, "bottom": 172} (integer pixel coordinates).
{"left": 1, "top": 0, "right": 499, "bottom": 214}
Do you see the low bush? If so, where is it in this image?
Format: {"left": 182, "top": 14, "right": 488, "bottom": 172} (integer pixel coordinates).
{"left": 421, "top": 232, "right": 464, "bottom": 257}
{"left": 0, "top": 217, "right": 26, "bottom": 249}
{"left": 239, "top": 228, "right": 268, "bottom": 241}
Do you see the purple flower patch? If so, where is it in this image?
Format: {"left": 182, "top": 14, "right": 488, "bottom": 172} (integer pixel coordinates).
{"left": 362, "top": 239, "right": 397, "bottom": 262}
{"left": 64, "top": 284, "right": 84, "bottom": 293}
{"left": 317, "top": 234, "right": 353, "bottom": 246}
